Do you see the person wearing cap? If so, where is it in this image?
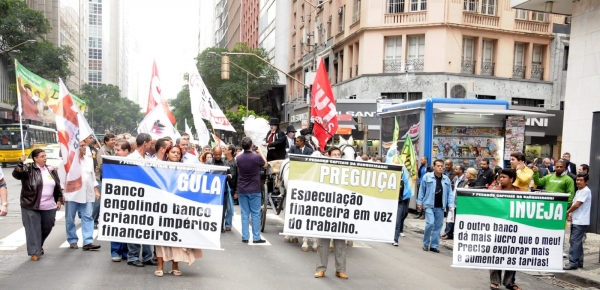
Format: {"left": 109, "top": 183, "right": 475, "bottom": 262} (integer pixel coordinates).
{"left": 285, "top": 125, "right": 297, "bottom": 152}
{"left": 263, "top": 118, "right": 286, "bottom": 161}
{"left": 64, "top": 135, "right": 101, "bottom": 251}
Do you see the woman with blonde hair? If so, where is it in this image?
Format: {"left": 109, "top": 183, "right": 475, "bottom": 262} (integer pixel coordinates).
{"left": 464, "top": 167, "right": 478, "bottom": 188}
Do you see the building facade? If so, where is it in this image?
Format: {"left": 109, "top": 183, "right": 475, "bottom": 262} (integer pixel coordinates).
{"left": 215, "top": 0, "right": 242, "bottom": 50}
{"left": 241, "top": 0, "right": 260, "bottom": 49}
{"left": 287, "top": 0, "right": 569, "bottom": 146}
{"left": 26, "top": 0, "right": 88, "bottom": 91}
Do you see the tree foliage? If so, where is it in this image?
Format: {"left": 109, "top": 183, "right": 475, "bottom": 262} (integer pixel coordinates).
{"left": 80, "top": 84, "right": 143, "bottom": 134}
{"left": 169, "top": 84, "right": 193, "bottom": 131}
{"left": 225, "top": 105, "right": 269, "bottom": 133}
{"left": 197, "top": 43, "right": 279, "bottom": 110}
{"left": 0, "top": 0, "right": 74, "bottom": 82}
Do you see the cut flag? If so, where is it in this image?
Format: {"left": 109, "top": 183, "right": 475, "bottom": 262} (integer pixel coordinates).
{"left": 147, "top": 59, "right": 176, "bottom": 124}
{"left": 138, "top": 106, "right": 181, "bottom": 140}
{"left": 188, "top": 62, "right": 235, "bottom": 132}
{"left": 398, "top": 133, "right": 417, "bottom": 200}
{"left": 310, "top": 58, "right": 338, "bottom": 151}
{"left": 56, "top": 79, "right": 83, "bottom": 195}
{"left": 211, "top": 133, "right": 226, "bottom": 148}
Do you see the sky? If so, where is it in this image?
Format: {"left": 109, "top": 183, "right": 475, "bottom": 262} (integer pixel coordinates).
{"left": 126, "top": 0, "right": 200, "bottom": 106}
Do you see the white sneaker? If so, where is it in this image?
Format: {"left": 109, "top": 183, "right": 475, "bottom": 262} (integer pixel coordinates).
{"left": 563, "top": 252, "right": 567, "bottom": 258}
{"left": 400, "top": 233, "right": 406, "bottom": 237}
{"left": 392, "top": 242, "right": 398, "bottom": 246}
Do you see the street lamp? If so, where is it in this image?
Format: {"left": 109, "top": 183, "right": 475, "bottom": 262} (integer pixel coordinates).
{"left": 0, "top": 40, "right": 37, "bottom": 54}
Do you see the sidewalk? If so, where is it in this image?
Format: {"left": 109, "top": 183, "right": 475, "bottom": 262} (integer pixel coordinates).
{"left": 405, "top": 216, "right": 600, "bottom": 289}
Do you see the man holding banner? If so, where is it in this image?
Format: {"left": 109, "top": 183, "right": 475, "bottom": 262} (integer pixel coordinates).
{"left": 315, "top": 146, "right": 348, "bottom": 279}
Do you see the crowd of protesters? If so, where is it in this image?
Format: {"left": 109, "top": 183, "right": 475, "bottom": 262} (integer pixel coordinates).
{"left": 0, "top": 120, "right": 592, "bottom": 284}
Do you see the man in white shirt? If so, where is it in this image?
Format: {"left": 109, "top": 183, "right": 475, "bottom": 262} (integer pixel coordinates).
{"left": 564, "top": 173, "right": 592, "bottom": 270}
{"left": 128, "top": 133, "right": 152, "bottom": 160}
{"left": 153, "top": 138, "right": 169, "bottom": 161}
{"left": 64, "top": 136, "right": 101, "bottom": 250}
{"left": 177, "top": 137, "right": 200, "bottom": 164}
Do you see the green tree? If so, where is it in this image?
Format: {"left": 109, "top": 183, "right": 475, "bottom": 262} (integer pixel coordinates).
{"left": 0, "top": 0, "right": 74, "bottom": 82}
{"left": 80, "top": 84, "right": 143, "bottom": 134}
{"left": 197, "top": 43, "right": 279, "bottom": 110}
{"left": 169, "top": 84, "right": 193, "bottom": 132}
{"left": 225, "top": 105, "right": 269, "bottom": 133}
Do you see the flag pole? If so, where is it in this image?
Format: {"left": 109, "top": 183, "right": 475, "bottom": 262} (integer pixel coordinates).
{"left": 18, "top": 116, "right": 25, "bottom": 156}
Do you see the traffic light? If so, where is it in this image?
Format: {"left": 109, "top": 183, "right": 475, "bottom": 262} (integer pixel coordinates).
{"left": 221, "top": 55, "right": 230, "bottom": 80}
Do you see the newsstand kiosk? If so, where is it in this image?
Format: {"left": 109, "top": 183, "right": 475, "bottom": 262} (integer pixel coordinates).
{"left": 378, "top": 98, "right": 553, "bottom": 209}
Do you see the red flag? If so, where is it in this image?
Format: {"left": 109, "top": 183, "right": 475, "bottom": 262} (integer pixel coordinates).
{"left": 311, "top": 59, "right": 338, "bottom": 152}
{"left": 147, "top": 59, "right": 176, "bottom": 124}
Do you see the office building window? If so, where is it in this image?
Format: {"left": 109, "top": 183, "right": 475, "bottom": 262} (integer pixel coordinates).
{"left": 89, "top": 14, "right": 102, "bottom": 25}
{"left": 338, "top": 6, "right": 345, "bottom": 33}
{"left": 481, "top": 39, "right": 494, "bottom": 75}
{"left": 481, "top": 0, "right": 496, "bottom": 15}
{"left": 89, "top": 60, "right": 102, "bottom": 71}
{"left": 381, "top": 92, "right": 423, "bottom": 101}
{"left": 515, "top": 9, "right": 528, "bottom": 20}
{"left": 476, "top": 95, "right": 496, "bottom": 99}
{"left": 410, "top": 0, "right": 426, "bottom": 11}
{"left": 512, "top": 97, "right": 544, "bottom": 107}
{"left": 89, "top": 48, "right": 102, "bottom": 59}
{"left": 388, "top": 0, "right": 405, "bottom": 13}
{"left": 462, "top": 37, "right": 474, "bottom": 61}
{"left": 408, "top": 35, "right": 425, "bottom": 60}
{"left": 464, "top": 0, "right": 478, "bottom": 12}
{"left": 89, "top": 71, "right": 102, "bottom": 83}
{"left": 531, "top": 12, "right": 546, "bottom": 22}
{"left": 384, "top": 37, "right": 402, "bottom": 72}
{"left": 89, "top": 37, "right": 102, "bottom": 49}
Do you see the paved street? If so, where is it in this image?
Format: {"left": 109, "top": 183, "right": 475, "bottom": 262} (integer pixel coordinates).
{"left": 0, "top": 168, "right": 574, "bottom": 289}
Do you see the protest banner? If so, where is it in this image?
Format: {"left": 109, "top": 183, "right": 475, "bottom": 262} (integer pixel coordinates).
{"left": 15, "top": 59, "right": 86, "bottom": 123}
{"left": 452, "top": 188, "right": 569, "bottom": 272}
{"left": 97, "top": 156, "right": 228, "bottom": 250}
{"left": 282, "top": 155, "right": 402, "bottom": 243}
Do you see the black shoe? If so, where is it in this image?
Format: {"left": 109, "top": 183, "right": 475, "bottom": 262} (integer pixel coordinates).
{"left": 430, "top": 248, "right": 440, "bottom": 253}
{"left": 253, "top": 239, "right": 266, "bottom": 244}
{"left": 82, "top": 243, "right": 101, "bottom": 250}
{"left": 128, "top": 260, "right": 145, "bottom": 267}
{"left": 242, "top": 240, "right": 249, "bottom": 243}
{"left": 563, "top": 265, "right": 578, "bottom": 270}
{"left": 143, "top": 259, "right": 158, "bottom": 266}
{"left": 422, "top": 246, "right": 429, "bottom": 251}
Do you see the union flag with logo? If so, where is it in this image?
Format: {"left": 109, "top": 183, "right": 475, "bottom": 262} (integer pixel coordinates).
{"left": 311, "top": 58, "right": 338, "bottom": 152}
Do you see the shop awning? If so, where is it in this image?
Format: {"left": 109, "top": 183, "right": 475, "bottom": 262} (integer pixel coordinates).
{"left": 377, "top": 108, "right": 424, "bottom": 117}
{"left": 433, "top": 108, "right": 555, "bottom": 118}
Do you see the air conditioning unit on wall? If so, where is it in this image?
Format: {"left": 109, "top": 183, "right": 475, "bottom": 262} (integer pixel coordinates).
{"left": 446, "top": 82, "right": 474, "bottom": 99}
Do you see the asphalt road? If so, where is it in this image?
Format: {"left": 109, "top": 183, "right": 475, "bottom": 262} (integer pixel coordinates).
{"left": 0, "top": 167, "right": 567, "bottom": 290}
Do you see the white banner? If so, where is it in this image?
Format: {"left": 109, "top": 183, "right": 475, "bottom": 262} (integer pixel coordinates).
{"left": 452, "top": 189, "right": 569, "bottom": 272}
{"left": 282, "top": 155, "right": 402, "bottom": 242}
{"left": 97, "top": 156, "right": 228, "bottom": 250}
{"left": 188, "top": 63, "right": 235, "bottom": 132}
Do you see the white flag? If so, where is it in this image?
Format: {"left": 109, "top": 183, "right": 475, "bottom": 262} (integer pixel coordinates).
{"left": 56, "top": 79, "right": 83, "bottom": 195}
{"left": 138, "top": 106, "right": 181, "bottom": 140}
{"left": 189, "top": 63, "right": 235, "bottom": 132}
{"left": 184, "top": 119, "right": 194, "bottom": 142}
{"left": 192, "top": 116, "right": 210, "bottom": 147}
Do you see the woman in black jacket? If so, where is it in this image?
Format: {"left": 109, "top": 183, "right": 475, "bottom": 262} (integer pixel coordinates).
{"left": 13, "top": 149, "right": 63, "bottom": 261}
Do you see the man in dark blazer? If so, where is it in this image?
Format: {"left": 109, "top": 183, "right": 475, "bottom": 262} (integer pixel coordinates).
{"left": 263, "top": 118, "right": 286, "bottom": 161}
{"left": 562, "top": 152, "right": 577, "bottom": 175}
{"left": 289, "top": 136, "right": 313, "bottom": 156}
{"left": 285, "top": 125, "right": 297, "bottom": 151}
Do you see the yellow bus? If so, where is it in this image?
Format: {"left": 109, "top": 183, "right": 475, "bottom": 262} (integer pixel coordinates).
{"left": 0, "top": 124, "right": 58, "bottom": 167}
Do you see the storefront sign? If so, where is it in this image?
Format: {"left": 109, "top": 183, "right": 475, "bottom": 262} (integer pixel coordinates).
{"left": 336, "top": 127, "right": 352, "bottom": 135}
{"left": 290, "top": 112, "right": 309, "bottom": 123}
{"left": 336, "top": 102, "right": 378, "bottom": 125}
{"left": 525, "top": 110, "right": 563, "bottom": 137}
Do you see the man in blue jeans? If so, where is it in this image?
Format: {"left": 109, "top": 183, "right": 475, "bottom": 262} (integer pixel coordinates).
{"left": 417, "top": 159, "right": 454, "bottom": 253}
{"left": 236, "top": 137, "right": 268, "bottom": 243}
{"left": 564, "top": 173, "right": 592, "bottom": 270}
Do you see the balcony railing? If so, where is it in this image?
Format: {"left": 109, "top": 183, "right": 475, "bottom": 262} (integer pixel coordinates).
{"left": 461, "top": 59, "right": 476, "bottom": 74}
{"left": 531, "top": 65, "right": 544, "bottom": 80}
{"left": 383, "top": 12, "right": 427, "bottom": 25}
{"left": 406, "top": 59, "right": 424, "bottom": 72}
{"left": 383, "top": 59, "right": 403, "bottom": 73}
{"left": 515, "top": 20, "right": 550, "bottom": 33}
{"left": 481, "top": 61, "right": 495, "bottom": 76}
{"left": 463, "top": 12, "right": 499, "bottom": 27}
{"left": 513, "top": 65, "right": 526, "bottom": 78}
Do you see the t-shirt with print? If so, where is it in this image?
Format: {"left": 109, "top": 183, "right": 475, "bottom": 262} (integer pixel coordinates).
{"left": 572, "top": 186, "right": 591, "bottom": 226}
